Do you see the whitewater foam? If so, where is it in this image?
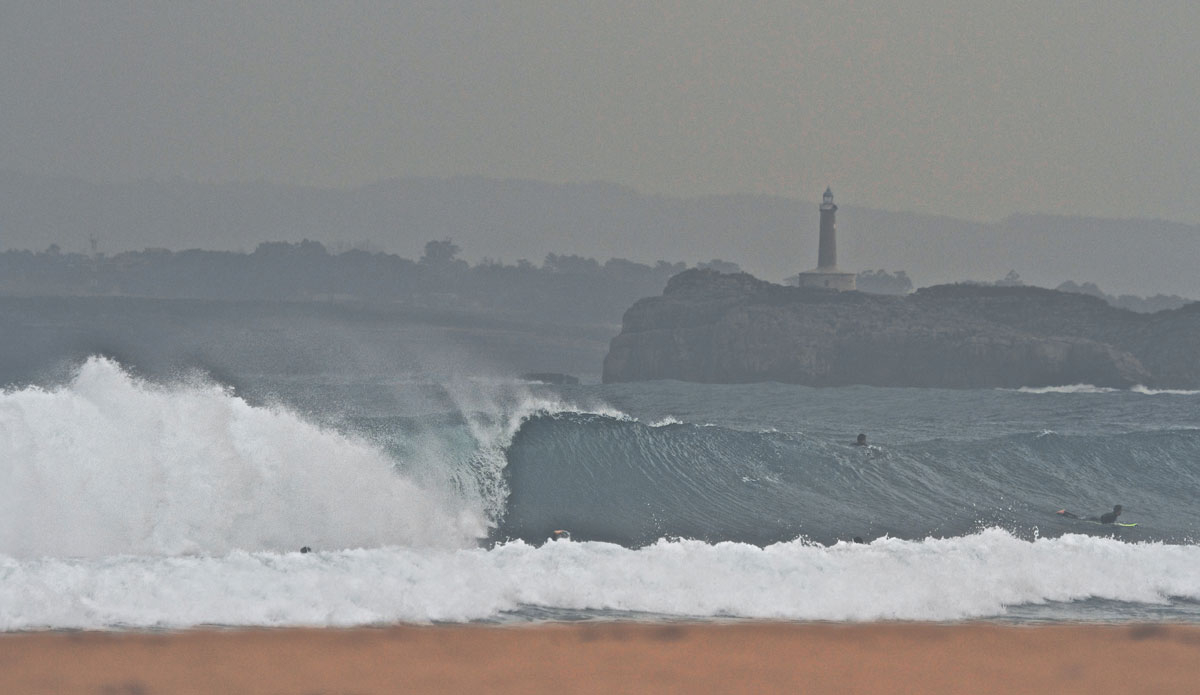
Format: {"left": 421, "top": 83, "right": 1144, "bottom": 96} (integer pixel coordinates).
{"left": 648, "top": 416, "right": 684, "bottom": 427}
{"left": 1131, "top": 385, "right": 1200, "bottom": 396}
{"left": 0, "top": 357, "right": 486, "bottom": 557}
{"left": 1012, "top": 384, "right": 1118, "bottom": 394}
{"left": 3, "top": 529, "right": 1198, "bottom": 630}
{"left": 1011, "top": 384, "right": 1200, "bottom": 396}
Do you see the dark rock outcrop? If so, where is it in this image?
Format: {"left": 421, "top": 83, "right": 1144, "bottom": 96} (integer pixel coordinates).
{"left": 602, "top": 270, "right": 1200, "bottom": 388}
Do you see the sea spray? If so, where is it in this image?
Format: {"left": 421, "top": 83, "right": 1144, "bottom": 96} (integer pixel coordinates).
{"left": 0, "top": 357, "right": 485, "bottom": 557}
{"left": 374, "top": 375, "right": 634, "bottom": 533}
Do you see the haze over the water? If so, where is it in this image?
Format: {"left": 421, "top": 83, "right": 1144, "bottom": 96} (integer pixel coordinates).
{"left": 2, "top": 2, "right": 1197, "bottom": 226}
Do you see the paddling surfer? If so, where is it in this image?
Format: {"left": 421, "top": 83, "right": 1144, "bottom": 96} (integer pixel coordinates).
{"left": 1057, "top": 505, "right": 1123, "bottom": 524}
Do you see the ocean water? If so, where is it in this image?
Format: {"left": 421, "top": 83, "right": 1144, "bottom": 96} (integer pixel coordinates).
{"left": 2, "top": 356, "right": 1200, "bottom": 630}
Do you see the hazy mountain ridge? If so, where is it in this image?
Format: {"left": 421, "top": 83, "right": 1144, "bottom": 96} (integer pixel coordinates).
{"left": 2, "top": 170, "right": 1198, "bottom": 298}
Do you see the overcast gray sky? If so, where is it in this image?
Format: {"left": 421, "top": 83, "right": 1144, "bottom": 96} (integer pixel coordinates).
{"left": 2, "top": 1, "right": 1198, "bottom": 223}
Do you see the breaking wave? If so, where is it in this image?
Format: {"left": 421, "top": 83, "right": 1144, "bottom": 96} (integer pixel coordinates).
{"left": 4, "top": 357, "right": 1200, "bottom": 629}
{"left": 0, "top": 357, "right": 489, "bottom": 557}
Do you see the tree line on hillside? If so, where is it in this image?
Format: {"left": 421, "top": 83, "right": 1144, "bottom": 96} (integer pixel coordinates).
{"left": 0, "top": 240, "right": 734, "bottom": 325}
{"left": 1053, "top": 280, "right": 1191, "bottom": 314}
{"left": 960, "top": 270, "right": 1191, "bottom": 313}
{"left": 1, "top": 242, "right": 1187, "bottom": 322}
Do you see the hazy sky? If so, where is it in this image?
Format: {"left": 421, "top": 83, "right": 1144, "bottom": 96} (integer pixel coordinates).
{"left": 3, "top": 2, "right": 1199, "bottom": 223}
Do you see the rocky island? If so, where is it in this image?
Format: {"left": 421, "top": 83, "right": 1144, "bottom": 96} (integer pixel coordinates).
{"left": 602, "top": 269, "right": 1200, "bottom": 389}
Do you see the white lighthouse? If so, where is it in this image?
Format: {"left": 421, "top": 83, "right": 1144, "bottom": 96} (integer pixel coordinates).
{"left": 796, "top": 187, "right": 855, "bottom": 291}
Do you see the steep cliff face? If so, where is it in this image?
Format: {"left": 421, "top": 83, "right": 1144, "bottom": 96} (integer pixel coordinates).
{"left": 602, "top": 270, "right": 1200, "bottom": 388}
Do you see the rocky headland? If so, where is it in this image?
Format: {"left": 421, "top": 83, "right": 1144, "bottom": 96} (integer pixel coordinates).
{"left": 602, "top": 269, "right": 1200, "bottom": 389}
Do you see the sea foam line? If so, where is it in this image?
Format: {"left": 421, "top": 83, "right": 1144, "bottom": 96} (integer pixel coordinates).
{"left": 3, "top": 529, "right": 1198, "bottom": 630}
{"left": 1009, "top": 384, "right": 1200, "bottom": 395}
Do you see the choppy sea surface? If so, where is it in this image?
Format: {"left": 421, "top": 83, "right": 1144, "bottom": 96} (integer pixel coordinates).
{"left": 3, "top": 357, "right": 1199, "bottom": 630}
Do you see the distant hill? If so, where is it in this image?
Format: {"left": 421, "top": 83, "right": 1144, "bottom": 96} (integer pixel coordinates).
{"left": 603, "top": 270, "right": 1200, "bottom": 389}
{"left": 2, "top": 170, "right": 1198, "bottom": 298}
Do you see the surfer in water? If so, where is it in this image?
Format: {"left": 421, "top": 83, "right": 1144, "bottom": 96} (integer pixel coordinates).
{"left": 855, "top": 433, "right": 867, "bottom": 446}
{"left": 1057, "top": 505, "right": 1123, "bottom": 524}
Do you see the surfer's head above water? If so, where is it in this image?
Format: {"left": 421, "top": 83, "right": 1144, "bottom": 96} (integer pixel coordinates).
{"left": 551, "top": 529, "right": 571, "bottom": 541}
{"left": 855, "top": 433, "right": 867, "bottom": 446}
{"left": 1058, "top": 505, "right": 1124, "bottom": 524}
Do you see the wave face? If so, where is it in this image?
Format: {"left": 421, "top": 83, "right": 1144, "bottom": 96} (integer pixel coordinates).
{"left": 0, "top": 357, "right": 488, "bottom": 557}
{"left": 495, "top": 412, "right": 1200, "bottom": 546}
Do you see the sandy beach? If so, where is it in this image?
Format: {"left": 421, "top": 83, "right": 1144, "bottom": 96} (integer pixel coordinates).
{"left": 3, "top": 622, "right": 1200, "bottom": 694}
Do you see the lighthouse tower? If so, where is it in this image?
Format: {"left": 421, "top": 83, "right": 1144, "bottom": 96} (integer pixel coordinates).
{"left": 796, "top": 187, "right": 856, "bottom": 291}
{"left": 817, "top": 186, "right": 838, "bottom": 269}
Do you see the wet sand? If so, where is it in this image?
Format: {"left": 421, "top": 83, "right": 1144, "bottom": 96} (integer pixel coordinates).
{"left": 3, "top": 622, "right": 1200, "bottom": 694}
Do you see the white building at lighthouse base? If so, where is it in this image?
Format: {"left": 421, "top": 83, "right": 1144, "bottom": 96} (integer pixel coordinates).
{"left": 795, "top": 268, "right": 856, "bottom": 291}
